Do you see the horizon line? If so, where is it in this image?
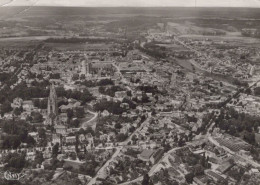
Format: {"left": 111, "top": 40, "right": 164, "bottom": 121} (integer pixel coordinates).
{"left": 1, "top": 5, "right": 260, "bottom": 8}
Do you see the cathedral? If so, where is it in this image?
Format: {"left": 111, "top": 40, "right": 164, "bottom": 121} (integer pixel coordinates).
{"left": 45, "top": 83, "right": 59, "bottom": 125}
{"left": 80, "top": 54, "right": 114, "bottom": 78}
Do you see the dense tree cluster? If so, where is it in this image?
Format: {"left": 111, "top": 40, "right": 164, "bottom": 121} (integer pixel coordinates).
{"left": 215, "top": 108, "right": 260, "bottom": 146}
{"left": 122, "top": 98, "right": 136, "bottom": 109}
{"left": 0, "top": 101, "right": 13, "bottom": 116}
{"left": 78, "top": 152, "right": 99, "bottom": 177}
{"left": 0, "top": 82, "right": 49, "bottom": 105}
{"left": 49, "top": 73, "right": 61, "bottom": 79}
{"left": 56, "top": 87, "right": 95, "bottom": 104}
{"left": 132, "top": 93, "right": 150, "bottom": 104}
{"left": 98, "top": 85, "right": 124, "bottom": 97}
{"left": 254, "top": 86, "right": 260, "bottom": 96}
{"left": 74, "top": 107, "right": 85, "bottom": 118}
{"left": 29, "top": 111, "right": 44, "bottom": 123}
{"left": 94, "top": 99, "right": 126, "bottom": 115}
{"left": 33, "top": 98, "right": 48, "bottom": 109}
{"left": 30, "top": 79, "right": 50, "bottom": 88}
{"left": 0, "top": 72, "right": 12, "bottom": 83}
{"left": 97, "top": 79, "right": 114, "bottom": 86}
{"left": 0, "top": 120, "right": 36, "bottom": 149}
{"left": 116, "top": 133, "right": 128, "bottom": 142}
{"left": 3, "top": 152, "right": 27, "bottom": 172}
{"left": 137, "top": 85, "right": 159, "bottom": 95}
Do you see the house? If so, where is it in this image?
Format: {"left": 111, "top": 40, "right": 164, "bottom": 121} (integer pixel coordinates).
{"left": 150, "top": 149, "right": 164, "bottom": 164}
{"left": 138, "top": 149, "right": 154, "bottom": 162}
{"left": 100, "top": 134, "right": 108, "bottom": 141}
{"left": 193, "top": 175, "right": 212, "bottom": 185}
{"left": 52, "top": 134, "right": 61, "bottom": 144}
{"left": 249, "top": 168, "right": 260, "bottom": 175}
{"left": 205, "top": 170, "right": 226, "bottom": 183}
{"left": 101, "top": 110, "right": 110, "bottom": 117}
{"left": 120, "top": 127, "right": 129, "bottom": 135}
{"left": 136, "top": 91, "right": 143, "bottom": 100}
{"left": 11, "top": 98, "right": 23, "bottom": 108}
{"left": 65, "top": 136, "right": 76, "bottom": 144}
{"left": 115, "top": 91, "right": 127, "bottom": 99}
{"left": 28, "top": 132, "right": 39, "bottom": 142}
{"left": 79, "top": 134, "right": 86, "bottom": 143}
{"left": 54, "top": 125, "right": 67, "bottom": 135}
{"left": 26, "top": 151, "right": 36, "bottom": 161}
{"left": 216, "top": 160, "right": 235, "bottom": 174}
{"left": 120, "top": 103, "right": 130, "bottom": 110}
{"left": 22, "top": 100, "right": 34, "bottom": 112}
{"left": 59, "top": 104, "right": 73, "bottom": 113}
{"left": 58, "top": 113, "right": 68, "bottom": 125}
{"left": 43, "top": 149, "right": 52, "bottom": 159}
{"left": 86, "top": 133, "right": 94, "bottom": 146}
{"left": 98, "top": 166, "right": 110, "bottom": 179}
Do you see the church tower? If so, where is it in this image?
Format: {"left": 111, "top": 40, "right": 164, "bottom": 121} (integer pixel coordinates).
{"left": 45, "top": 83, "right": 58, "bottom": 125}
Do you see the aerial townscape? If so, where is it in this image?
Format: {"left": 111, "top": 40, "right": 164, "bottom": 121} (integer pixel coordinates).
{"left": 1, "top": 3, "right": 260, "bottom": 185}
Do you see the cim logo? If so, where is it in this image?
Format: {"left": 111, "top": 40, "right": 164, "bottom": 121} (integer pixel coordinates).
{"left": 3, "top": 171, "right": 26, "bottom": 181}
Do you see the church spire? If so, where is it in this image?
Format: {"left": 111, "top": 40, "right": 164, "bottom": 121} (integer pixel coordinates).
{"left": 45, "top": 83, "right": 58, "bottom": 125}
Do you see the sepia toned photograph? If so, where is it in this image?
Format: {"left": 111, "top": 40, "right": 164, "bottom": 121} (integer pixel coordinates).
{"left": 0, "top": 0, "right": 260, "bottom": 185}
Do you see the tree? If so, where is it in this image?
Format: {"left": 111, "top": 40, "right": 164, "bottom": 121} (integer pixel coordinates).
{"left": 185, "top": 173, "right": 194, "bottom": 184}
{"left": 72, "top": 74, "right": 79, "bottom": 81}
{"left": 75, "top": 107, "right": 85, "bottom": 118}
{"left": 141, "top": 93, "right": 150, "bottom": 103}
{"left": 71, "top": 119, "right": 80, "bottom": 128}
{"left": 13, "top": 107, "right": 22, "bottom": 116}
{"left": 131, "top": 135, "right": 137, "bottom": 144}
{"left": 80, "top": 74, "right": 85, "bottom": 80}
{"left": 255, "top": 87, "right": 260, "bottom": 96}
{"left": 4, "top": 152, "right": 27, "bottom": 172}
{"left": 115, "top": 122, "right": 122, "bottom": 129}
{"left": 116, "top": 133, "right": 128, "bottom": 142}
{"left": 1, "top": 101, "right": 12, "bottom": 116}
{"left": 38, "top": 128, "right": 46, "bottom": 139}
{"left": 97, "top": 79, "right": 114, "bottom": 86}
{"left": 49, "top": 73, "right": 60, "bottom": 79}
{"left": 80, "top": 89, "right": 95, "bottom": 104}
{"left": 85, "top": 126, "right": 95, "bottom": 136}
{"left": 127, "top": 90, "right": 132, "bottom": 97}
{"left": 31, "top": 112, "right": 43, "bottom": 122}
{"left": 3, "top": 136, "right": 21, "bottom": 149}
{"left": 122, "top": 98, "right": 136, "bottom": 109}
{"left": 142, "top": 174, "right": 150, "bottom": 185}
{"left": 34, "top": 151, "right": 44, "bottom": 165}
{"left": 244, "top": 132, "right": 255, "bottom": 145}
{"left": 67, "top": 109, "right": 74, "bottom": 120}
{"left": 151, "top": 109, "right": 156, "bottom": 116}
{"left": 26, "top": 135, "right": 36, "bottom": 146}
{"left": 52, "top": 143, "right": 59, "bottom": 157}
{"left": 98, "top": 86, "right": 105, "bottom": 94}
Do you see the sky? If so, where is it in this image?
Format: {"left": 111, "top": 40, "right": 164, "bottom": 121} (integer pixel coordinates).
{"left": 0, "top": 0, "right": 260, "bottom": 7}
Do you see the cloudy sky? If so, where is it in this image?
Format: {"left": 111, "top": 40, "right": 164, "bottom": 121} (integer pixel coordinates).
{"left": 0, "top": 0, "right": 260, "bottom": 7}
